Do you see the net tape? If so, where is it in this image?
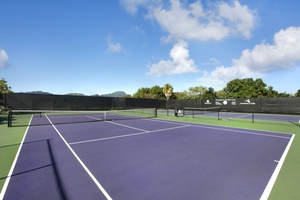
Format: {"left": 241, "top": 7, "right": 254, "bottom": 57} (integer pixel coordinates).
{"left": 183, "top": 107, "right": 221, "bottom": 119}
{"left": 8, "top": 108, "right": 157, "bottom": 127}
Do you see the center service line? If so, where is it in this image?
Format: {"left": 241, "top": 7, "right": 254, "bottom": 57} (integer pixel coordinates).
{"left": 45, "top": 115, "right": 113, "bottom": 200}
{"left": 69, "top": 124, "right": 191, "bottom": 145}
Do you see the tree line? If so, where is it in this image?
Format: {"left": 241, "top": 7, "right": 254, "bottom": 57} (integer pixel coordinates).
{"left": 1, "top": 78, "right": 300, "bottom": 100}
{"left": 133, "top": 78, "right": 300, "bottom": 99}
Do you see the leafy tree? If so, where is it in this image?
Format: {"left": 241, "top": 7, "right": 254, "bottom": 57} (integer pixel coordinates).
{"left": 186, "top": 86, "right": 207, "bottom": 99}
{"left": 266, "top": 86, "right": 279, "bottom": 97}
{"left": 174, "top": 91, "right": 189, "bottom": 100}
{"left": 224, "top": 78, "right": 269, "bottom": 98}
{"left": 151, "top": 85, "right": 164, "bottom": 99}
{"left": 295, "top": 89, "right": 300, "bottom": 97}
{"left": 163, "top": 83, "right": 173, "bottom": 100}
{"left": 133, "top": 87, "right": 151, "bottom": 98}
{"left": 277, "top": 92, "right": 291, "bottom": 97}
{"left": 216, "top": 90, "right": 227, "bottom": 98}
{"left": 133, "top": 86, "right": 165, "bottom": 99}
{"left": 0, "top": 78, "right": 13, "bottom": 94}
{"left": 203, "top": 87, "right": 217, "bottom": 99}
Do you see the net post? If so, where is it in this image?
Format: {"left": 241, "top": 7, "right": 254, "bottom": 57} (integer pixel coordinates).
{"left": 154, "top": 108, "right": 157, "bottom": 117}
{"left": 7, "top": 110, "right": 12, "bottom": 127}
{"left": 7, "top": 111, "right": 10, "bottom": 127}
{"left": 252, "top": 112, "right": 254, "bottom": 123}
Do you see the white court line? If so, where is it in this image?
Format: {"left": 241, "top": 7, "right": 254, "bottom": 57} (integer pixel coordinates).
{"left": 87, "top": 115, "right": 149, "bottom": 132}
{"left": 45, "top": 115, "right": 112, "bottom": 200}
{"left": 106, "top": 120, "right": 148, "bottom": 132}
{"left": 68, "top": 117, "right": 292, "bottom": 199}
{"left": 69, "top": 124, "right": 190, "bottom": 145}
{"left": 260, "top": 134, "right": 295, "bottom": 200}
{"left": 145, "top": 118, "right": 291, "bottom": 139}
{"left": 0, "top": 116, "right": 33, "bottom": 200}
{"left": 145, "top": 118, "right": 190, "bottom": 126}
{"left": 191, "top": 124, "right": 291, "bottom": 139}
{"left": 86, "top": 115, "right": 104, "bottom": 121}
{"left": 146, "top": 118, "right": 294, "bottom": 198}
{"left": 230, "top": 113, "right": 253, "bottom": 119}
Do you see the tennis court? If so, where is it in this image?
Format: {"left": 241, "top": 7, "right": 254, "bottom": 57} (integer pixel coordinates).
{"left": 0, "top": 109, "right": 294, "bottom": 200}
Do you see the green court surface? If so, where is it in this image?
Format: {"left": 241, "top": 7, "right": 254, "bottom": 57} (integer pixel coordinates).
{"left": 0, "top": 113, "right": 299, "bottom": 199}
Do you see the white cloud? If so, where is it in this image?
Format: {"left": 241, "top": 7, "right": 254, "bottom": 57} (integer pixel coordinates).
{"left": 119, "top": 0, "right": 152, "bottom": 15}
{"left": 121, "top": 0, "right": 257, "bottom": 41}
{"left": 120, "top": 1, "right": 299, "bottom": 92}
{"left": 198, "top": 26, "right": 300, "bottom": 89}
{"left": 107, "top": 43, "right": 123, "bottom": 53}
{"left": 147, "top": 41, "right": 198, "bottom": 76}
{"left": 149, "top": 0, "right": 257, "bottom": 41}
{"left": 203, "top": 58, "right": 222, "bottom": 66}
{"left": 120, "top": 0, "right": 258, "bottom": 77}
{"left": 130, "top": 25, "right": 146, "bottom": 35}
{"left": 0, "top": 48, "right": 8, "bottom": 68}
{"left": 235, "top": 26, "right": 300, "bottom": 72}
{"left": 218, "top": 1, "right": 257, "bottom": 39}
{"left": 105, "top": 34, "right": 124, "bottom": 53}
{"left": 198, "top": 65, "right": 262, "bottom": 90}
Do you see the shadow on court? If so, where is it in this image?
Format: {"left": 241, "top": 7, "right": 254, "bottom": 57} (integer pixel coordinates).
{"left": 289, "top": 121, "right": 300, "bottom": 128}
{"left": 1, "top": 139, "right": 67, "bottom": 200}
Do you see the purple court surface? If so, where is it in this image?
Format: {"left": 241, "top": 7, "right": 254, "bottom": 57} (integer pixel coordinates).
{"left": 1, "top": 114, "right": 293, "bottom": 200}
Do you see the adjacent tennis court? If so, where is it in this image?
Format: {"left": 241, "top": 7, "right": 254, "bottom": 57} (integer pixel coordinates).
{"left": 0, "top": 110, "right": 294, "bottom": 200}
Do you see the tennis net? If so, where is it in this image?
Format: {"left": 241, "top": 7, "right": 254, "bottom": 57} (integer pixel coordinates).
{"left": 8, "top": 108, "right": 157, "bottom": 127}
{"left": 183, "top": 107, "right": 221, "bottom": 119}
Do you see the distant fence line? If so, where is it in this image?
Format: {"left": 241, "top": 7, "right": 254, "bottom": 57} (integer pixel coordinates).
{"left": 3, "top": 93, "right": 300, "bottom": 115}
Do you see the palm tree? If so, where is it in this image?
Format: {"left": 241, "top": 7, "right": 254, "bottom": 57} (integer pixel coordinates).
{"left": 163, "top": 83, "right": 173, "bottom": 100}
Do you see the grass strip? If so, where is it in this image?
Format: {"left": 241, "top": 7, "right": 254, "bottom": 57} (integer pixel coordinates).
{"left": 0, "top": 114, "right": 31, "bottom": 191}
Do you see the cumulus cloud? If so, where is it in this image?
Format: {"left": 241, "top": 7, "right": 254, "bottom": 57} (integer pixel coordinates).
{"left": 218, "top": 1, "right": 256, "bottom": 39}
{"left": 106, "top": 34, "right": 124, "bottom": 53}
{"left": 119, "top": 0, "right": 151, "bottom": 15}
{"left": 107, "top": 43, "right": 123, "bottom": 53}
{"left": 147, "top": 41, "right": 198, "bottom": 76}
{"left": 120, "top": 0, "right": 258, "bottom": 77}
{"left": 120, "top": 0, "right": 257, "bottom": 76}
{"left": 121, "top": 0, "right": 257, "bottom": 41}
{"left": 235, "top": 26, "right": 300, "bottom": 72}
{"left": 149, "top": 0, "right": 257, "bottom": 41}
{"left": 198, "top": 26, "right": 300, "bottom": 89}
{"left": 0, "top": 48, "right": 8, "bottom": 68}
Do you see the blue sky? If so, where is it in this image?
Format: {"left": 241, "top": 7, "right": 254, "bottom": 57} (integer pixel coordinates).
{"left": 1, "top": 0, "right": 300, "bottom": 95}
